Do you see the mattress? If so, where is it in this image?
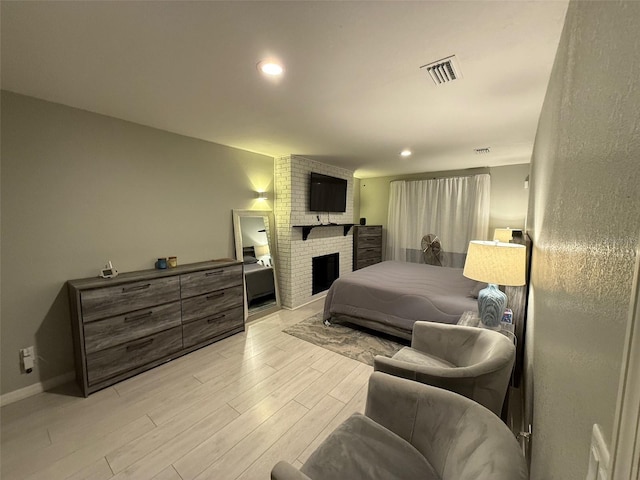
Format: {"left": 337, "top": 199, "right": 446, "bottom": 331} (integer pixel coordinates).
{"left": 323, "top": 261, "right": 479, "bottom": 335}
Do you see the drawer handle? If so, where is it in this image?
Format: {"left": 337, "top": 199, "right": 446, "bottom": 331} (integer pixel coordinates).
{"left": 122, "top": 283, "right": 151, "bottom": 293}
{"left": 126, "top": 338, "right": 154, "bottom": 352}
{"left": 205, "top": 271, "right": 224, "bottom": 277}
{"left": 206, "top": 292, "right": 225, "bottom": 300}
{"left": 207, "top": 314, "right": 226, "bottom": 324}
{"left": 124, "top": 311, "right": 153, "bottom": 323}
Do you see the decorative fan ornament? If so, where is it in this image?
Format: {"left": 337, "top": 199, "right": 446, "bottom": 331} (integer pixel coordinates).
{"left": 421, "top": 234, "right": 442, "bottom": 266}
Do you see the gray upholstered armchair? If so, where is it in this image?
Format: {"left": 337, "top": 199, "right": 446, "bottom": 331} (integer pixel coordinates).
{"left": 271, "top": 372, "right": 527, "bottom": 480}
{"left": 373, "top": 321, "right": 515, "bottom": 416}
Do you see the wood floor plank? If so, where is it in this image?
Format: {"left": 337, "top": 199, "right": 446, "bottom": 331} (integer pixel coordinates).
{"left": 109, "top": 405, "right": 239, "bottom": 480}
{"left": 65, "top": 457, "right": 114, "bottom": 480}
{"left": 297, "top": 383, "right": 369, "bottom": 465}
{"left": 0, "top": 427, "right": 52, "bottom": 463}
{"left": 0, "top": 386, "right": 119, "bottom": 445}
{"left": 191, "top": 400, "right": 309, "bottom": 480}
{"left": 227, "top": 350, "right": 325, "bottom": 414}
{"left": 151, "top": 466, "right": 182, "bottom": 480}
{"left": 173, "top": 367, "right": 322, "bottom": 480}
{"left": 235, "top": 395, "right": 346, "bottom": 480}
{"left": 309, "top": 349, "right": 344, "bottom": 373}
{"left": 106, "top": 401, "right": 237, "bottom": 473}
{"left": 147, "top": 363, "right": 278, "bottom": 426}
{"left": 328, "top": 362, "right": 373, "bottom": 404}
{"left": 47, "top": 374, "right": 202, "bottom": 445}
{"left": 192, "top": 345, "right": 283, "bottom": 384}
{"left": 295, "top": 355, "right": 360, "bottom": 409}
{"left": 12, "top": 415, "right": 154, "bottom": 480}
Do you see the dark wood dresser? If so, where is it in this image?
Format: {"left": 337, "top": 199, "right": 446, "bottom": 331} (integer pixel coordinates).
{"left": 353, "top": 225, "right": 383, "bottom": 270}
{"left": 68, "top": 260, "right": 244, "bottom": 396}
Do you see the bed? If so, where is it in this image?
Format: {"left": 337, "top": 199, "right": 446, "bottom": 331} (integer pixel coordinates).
{"left": 242, "top": 246, "right": 276, "bottom": 306}
{"left": 323, "top": 261, "right": 482, "bottom": 340}
{"left": 324, "top": 233, "right": 532, "bottom": 387}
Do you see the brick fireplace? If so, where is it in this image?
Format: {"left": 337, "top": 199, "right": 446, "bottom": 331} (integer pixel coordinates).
{"left": 274, "top": 155, "right": 354, "bottom": 309}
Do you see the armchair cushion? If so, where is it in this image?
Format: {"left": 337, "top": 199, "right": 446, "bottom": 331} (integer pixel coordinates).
{"left": 301, "top": 413, "right": 439, "bottom": 480}
{"left": 393, "top": 346, "right": 456, "bottom": 369}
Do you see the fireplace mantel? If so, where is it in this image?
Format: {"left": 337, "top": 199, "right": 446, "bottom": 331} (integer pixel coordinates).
{"left": 293, "top": 223, "right": 354, "bottom": 241}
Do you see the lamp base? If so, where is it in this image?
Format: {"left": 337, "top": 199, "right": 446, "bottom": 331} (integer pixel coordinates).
{"left": 477, "top": 284, "right": 507, "bottom": 329}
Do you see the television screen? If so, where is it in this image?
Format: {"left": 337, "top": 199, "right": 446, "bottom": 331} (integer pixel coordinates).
{"left": 309, "top": 173, "right": 347, "bottom": 212}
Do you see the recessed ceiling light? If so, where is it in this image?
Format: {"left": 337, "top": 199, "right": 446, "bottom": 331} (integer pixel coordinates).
{"left": 258, "top": 59, "right": 284, "bottom": 76}
{"left": 400, "top": 149, "right": 412, "bottom": 157}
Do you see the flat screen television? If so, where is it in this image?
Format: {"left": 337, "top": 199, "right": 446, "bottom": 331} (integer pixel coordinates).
{"left": 309, "top": 172, "right": 347, "bottom": 212}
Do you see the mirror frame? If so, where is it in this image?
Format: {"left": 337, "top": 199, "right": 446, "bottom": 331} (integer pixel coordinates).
{"left": 232, "top": 209, "right": 281, "bottom": 321}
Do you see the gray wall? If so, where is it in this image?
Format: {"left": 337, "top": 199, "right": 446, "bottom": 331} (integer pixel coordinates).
{"left": 525, "top": 2, "right": 640, "bottom": 479}
{"left": 0, "top": 91, "right": 274, "bottom": 395}
{"left": 357, "top": 164, "right": 530, "bottom": 251}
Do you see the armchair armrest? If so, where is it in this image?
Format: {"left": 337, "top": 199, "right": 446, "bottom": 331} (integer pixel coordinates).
{"left": 271, "top": 461, "right": 313, "bottom": 480}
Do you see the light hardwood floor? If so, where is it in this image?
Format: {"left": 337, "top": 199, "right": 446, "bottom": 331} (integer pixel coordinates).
{"left": 1, "top": 298, "right": 372, "bottom": 480}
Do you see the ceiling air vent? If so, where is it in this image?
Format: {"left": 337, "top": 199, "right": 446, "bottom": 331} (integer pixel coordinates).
{"left": 474, "top": 147, "right": 491, "bottom": 154}
{"left": 420, "top": 55, "right": 462, "bottom": 85}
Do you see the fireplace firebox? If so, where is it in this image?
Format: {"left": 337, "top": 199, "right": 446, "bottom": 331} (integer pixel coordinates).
{"left": 312, "top": 253, "right": 339, "bottom": 294}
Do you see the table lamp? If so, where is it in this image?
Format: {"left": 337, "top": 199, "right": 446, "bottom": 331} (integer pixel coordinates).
{"left": 254, "top": 244, "right": 270, "bottom": 257}
{"left": 463, "top": 241, "right": 526, "bottom": 328}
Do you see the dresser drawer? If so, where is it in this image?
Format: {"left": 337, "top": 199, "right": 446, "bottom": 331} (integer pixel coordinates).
{"left": 358, "top": 246, "right": 382, "bottom": 260}
{"left": 86, "top": 326, "right": 182, "bottom": 386}
{"left": 183, "top": 306, "right": 244, "bottom": 348}
{"left": 356, "top": 257, "right": 381, "bottom": 270}
{"left": 83, "top": 301, "right": 181, "bottom": 354}
{"left": 357, "top": 226, "right": 382, "bottom": 236}
{"left": 180, "top": 265, "right": 243, "bottom": 299}
{"left": 81, "top": 277, "right": 180, "bottom": 323}
{"left": 182, "top": 285, "right": 244, "bottom": 323}
{"left": 357, "top": 236, "right": 382, "bottom": 249}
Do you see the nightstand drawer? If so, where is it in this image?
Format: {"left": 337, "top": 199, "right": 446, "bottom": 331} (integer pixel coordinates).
{"left": 181, "top": 285, "right": 244, "bottom": 323}
{"left": 80, "top": 277, "right": 180, "bottom": 323}
{"left": 86, "top": 326, "right": 182, "bottom": 385}
{"left": 83, "top": 301, "right": 181, "bottom": 354}
{"left": 180, "top": 265, "right": 243, "bottom": 299}
{"left": 183, "top": 306, "right": 244, "bottom": 348}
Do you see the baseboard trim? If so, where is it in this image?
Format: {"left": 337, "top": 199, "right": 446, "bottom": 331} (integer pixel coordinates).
{"left": 0, "top": 371, "right": 75, "bottom": 407}
{"left": 283, "top": 294, "right": 327, "bottom": 311}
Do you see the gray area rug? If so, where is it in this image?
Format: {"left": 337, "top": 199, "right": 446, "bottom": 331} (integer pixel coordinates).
{"left": 282, "top": 312, "right": 408, "bottom": 366}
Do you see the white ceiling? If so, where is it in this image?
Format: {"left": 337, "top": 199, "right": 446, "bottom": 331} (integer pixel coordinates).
{"left": 1, "top": 1, "right": 568, "bottom": 178}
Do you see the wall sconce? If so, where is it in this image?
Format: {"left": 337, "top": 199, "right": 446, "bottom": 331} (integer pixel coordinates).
{"left": 255, "top": 191, "right": 268, "bottom": 200}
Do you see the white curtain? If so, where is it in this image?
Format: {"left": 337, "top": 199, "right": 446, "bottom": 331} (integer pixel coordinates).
{"left": 386, "top": 174, "right": 490, "bottom": 267}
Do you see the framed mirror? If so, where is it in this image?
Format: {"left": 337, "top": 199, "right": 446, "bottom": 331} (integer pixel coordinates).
{"left": 232, "top": 209, "right": 280, "bottom": 321}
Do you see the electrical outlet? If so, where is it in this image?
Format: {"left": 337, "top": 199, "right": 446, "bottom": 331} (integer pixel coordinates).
{"left": 20, "top": 346, "right": 35, "bottom": 373}
{"left": 21, "top": 346, "right": 34, "bottom": 358}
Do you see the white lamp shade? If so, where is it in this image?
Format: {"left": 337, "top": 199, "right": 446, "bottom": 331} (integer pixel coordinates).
{"left": 493, "top": 228, "right": 514, "bottom": 243}
{"left": 463, "top": 241, "right": 526, "bottom": 286}
{"left": 254, "top": 244, "right": 270, "bottom": 258}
